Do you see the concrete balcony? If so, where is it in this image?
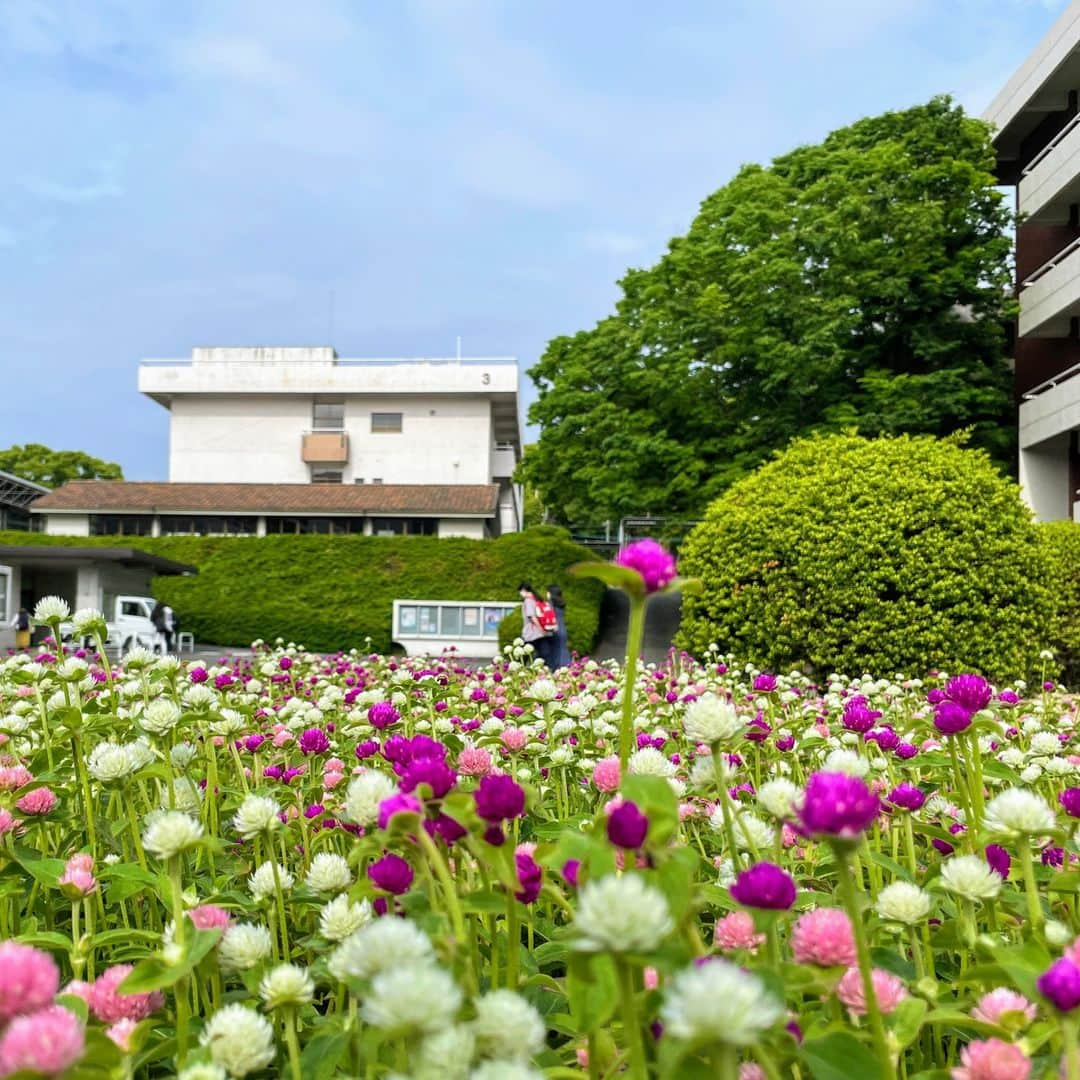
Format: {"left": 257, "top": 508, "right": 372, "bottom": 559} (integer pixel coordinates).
{"left": 1020, "top": 114, "right": 1080, "bottom": 222}
{"left": 1020, "top": 237, "right": 1080, "bottom": 337}
{"left": 301, "top": 431, "right": 348, "bottom": 464}
{"left": 490, "top": 444, "right": 517, "bottom": 479}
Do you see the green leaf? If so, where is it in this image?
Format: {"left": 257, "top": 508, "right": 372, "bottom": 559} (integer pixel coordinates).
{"left": 888, "top": 996, "right": 928, "bottom": 1050}
{"left": 566, "top": 953, "right": 618, "bottom": 1032}
{"left": 569, "top": 560, "right": 645, "bottom": 598}
{"left": 801, "top": 1032, "right": 889, "bottom": 1080}
{"left": 299, "top": 1030, "right": 350, "bottom": 1080}
{"left": 10, "top": 844, "right": 66, "bottom": 888}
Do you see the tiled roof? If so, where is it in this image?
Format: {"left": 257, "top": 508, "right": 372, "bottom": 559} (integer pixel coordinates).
{"left": 32, "top": 482, "right": 501, "bottom": 517}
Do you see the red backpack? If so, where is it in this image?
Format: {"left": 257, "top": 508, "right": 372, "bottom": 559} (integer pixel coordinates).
{"left": 534, "top": 599, "right": 558, "bottom": 633}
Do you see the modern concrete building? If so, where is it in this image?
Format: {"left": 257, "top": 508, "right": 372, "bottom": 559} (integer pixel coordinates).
{"left": 986, "top": 1, "right": 1080, "bottom": 519}
{"left": 0, "top": 471, "right": 48, "bottom": 532}
{"left": 35, "top": 346, "right": 524, "bottom": 538}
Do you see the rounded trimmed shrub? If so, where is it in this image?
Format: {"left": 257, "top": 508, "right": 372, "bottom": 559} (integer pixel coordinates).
{"left": 1040, "top": 520, "right": 1080, "bottom": 687}
{"left": 677, "top": 433, "right": 1055, "bottom": 680}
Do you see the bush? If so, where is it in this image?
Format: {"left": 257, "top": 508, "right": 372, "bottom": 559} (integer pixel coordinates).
{"left": 1040, "top": 520, "right": 1080, "bottom": 687}
{"left": 0, "top": 529, "right": 604, "bottom": 655}
{"left": 676, "top": 433, "right": 1055, "bottom": 680}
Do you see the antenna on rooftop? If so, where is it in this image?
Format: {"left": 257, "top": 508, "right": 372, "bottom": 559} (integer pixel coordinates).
{"left": 455, "top": 336, "right": 462, "bottom": 363}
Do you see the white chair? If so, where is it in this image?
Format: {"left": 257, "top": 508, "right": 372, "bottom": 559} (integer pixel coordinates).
{"left": 177, "top": 631, "right": 195, "bottom": 653}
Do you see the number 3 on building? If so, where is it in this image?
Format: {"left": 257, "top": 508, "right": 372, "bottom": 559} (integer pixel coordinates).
{"left": 481, "top": 373, "right": 490, "bottom": 384}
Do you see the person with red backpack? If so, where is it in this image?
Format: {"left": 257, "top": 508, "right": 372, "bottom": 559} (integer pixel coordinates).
{"left": 518, "top": 582, "right": 557, "bottom": 667}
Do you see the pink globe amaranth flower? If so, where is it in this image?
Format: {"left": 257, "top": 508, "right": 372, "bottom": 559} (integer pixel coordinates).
{"left": 0, "top": 1005, "right": 84, "bottom": 1077}
{"left": 458, "top": 746, "right": 493, "bottom": 777}
{"left": 61, "top": 980, "right": 92, "bottom": 1006}
{"left": 614, "top": 538, "right": 677, "bottom": 593}
{"left": 791, "top": 909, "right": 857, "bottom": 968}
{"left": 713, "top": 910, "right": 766, "bottom": 954}
{"left": 798, "top": 772, "right": 879, "bottom": 840}
{"left": 500, "top": 728, "right": 528, "bottom": 752}
{"left": 643, "top": 967, "right": 660, "bottom": 991}
{"left": 322, "top": 770, "right": 346, "bottom": 791}
{"left": 368, "top": 853, "right": 414, "bottom": 895}
{"left": 88, "top": 965, "right": 164, "bottom": 1023}
{"left": 272, "top": 730, "right": 293, "bottom": 748}
{"left": 105, "top": 1017, "right": 139, "bottom": 1053}
{"left": 971, "top": 989, "right": 1037, "bottom": 1029}
{"left": 323, "top": 757, "right": 345, "bottom": 773}
{"left": 188, "top": 905, "right": 231, "bottom": 932}
{"left": 0, "top": 942, "right": 60, "bottom": 1023}
{"left": 0, "top": 765, "right": 33, "bottom": 791}
{"left": 16, "top": 787, "right": 57, "bottom": 815}
{"left": 837, "top": 966, "right": 908, "bottom": 1017}
{"left": 592, "top": 756, "right": 621, "bottom": 793}
{"left": 57, "top": 866, "right": 96, "bottom": 898}
{"left": 730, "top": 862, "right": 797, "bottom": 911}
{"left": 739, "top": 1066, "right": 767, "bottom": 1080}
{"left": 951, "top": 1038, "right": 1031, "bottom": 1080}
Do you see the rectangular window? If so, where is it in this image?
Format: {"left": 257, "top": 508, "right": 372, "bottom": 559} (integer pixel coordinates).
{"left": 311, "top": 469, "right": 343, "bottom": 484}
{"left": 418, "top": 606, "right": 439, "bottom": 634}
{"left": 312, "top": 398, "right": 345, "bottom": 431}
{"left": 159, "top": 516, "right": 257, "bottom": 536}
{"left": 370, "top": 517, "right": 436, "bottom": 536}
{"left": 371, "top": 412, "right": 402, "bottom": 433}
{"left": 461, "top": 607, "right": 481, "bottom": 635}
{"left": 440, "top": 607, "right": 461, "bottom": 635}
{"left": 89, "top": 514, "right": 154, "bottom": 537}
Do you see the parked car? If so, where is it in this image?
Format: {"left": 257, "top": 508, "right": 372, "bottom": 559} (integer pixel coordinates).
{"left": 59, "top": 595, "right": 159, "bottom": 655}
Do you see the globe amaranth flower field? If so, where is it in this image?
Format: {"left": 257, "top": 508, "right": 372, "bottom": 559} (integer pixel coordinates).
{"left": 2, "top": 552, "right": 1080, "bottom": 1079}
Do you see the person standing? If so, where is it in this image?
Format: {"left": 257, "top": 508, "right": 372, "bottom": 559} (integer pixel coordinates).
{"left": 163, "top": 604, "right": 177, "bottom": 653}
{"left": 546, "top": 584, "right": 570, "bottom": 670}
{"left": 9, "top": 607, "right": 30, "bottom": 650}
{"left": 518, "top": 582, "right": 552, "bottom": 666}
{"left": 150, "top": 602, "right": 167, "bottom": 655}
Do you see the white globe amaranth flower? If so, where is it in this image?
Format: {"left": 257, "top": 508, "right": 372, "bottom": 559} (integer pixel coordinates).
{"left": 548, "top": 746, "right": 574, "bottom": 767}
{"left": 142, "top": 811, "right": 204, "bottom": 860}
{"left": 233, "top": 795, "right": 282, "bottom": 839}
{"left": 471, "top": 989, "right": 545, "bottom": 1061}
{"left": 319, "top": 894, "right": 372, "bottom": 942}
{"left": 939, "top": 854, "right": 1003, "bottom": 901}
{"left": 122, "top": 646, "right": 156, "bottom": 670}
{"left": 732, "top": 813, "right": 772, "bottom": 853}
{"left": 87, "top": 741, "right": 139, "bottom": 783}
{"left": 328, "top": 917, "right": 433, "bottom": 981}
{"left": 305, "top": 852, "right": 353, "bottom": 894}
{"left": 660, "top": 959, "right": 782, "bottom": 1046}
{"left": 139, "top": 699, "right": 182, "bottom": 736}
{"left": 344, "top": 770, "right": 397, "bottom": 827}
{"left": 200, "top": 1003, "right": 276, "bottom": 1077}
{"left": 627, "top": 746, "right": 675, "bottom": 779}
{"left": 161, "top": 777, "right": 202, "bottom": 814}
{"left": 527, "top": 679, "right": 557, "bottom": 702}
{"left": 468, "top": 1063, "right": 544, "bottom": 1080}
{"left": 823, "top": 748, "right": 870, "bottom": 778}
{"left": 1029, "top": 731, "right": 1062, "bottom": 757}
{"left": 218, "top": 922, "right": 274, "bottom": 972}
{"left": 573, "top": 873, "right": 673, "bottom": 954}
{"left": 360, "top": 961, "right": 462, "bottom": 1034}
{"left": 415, "top": 1024, "right": 476, "bottom": 1080}
{"left": 875, "top": 881, "right": 932, "bottom": 925}
{"left": 1047, "top": 920, "right": 1074, "bottom": 948}
{"left": 33, "top": 596, "right": 70, "bottom": 623}
{"left": 1046, "top": 757, "right": 1075, "bottom": 777}
{"left": 756, "top": 778, "right": 801, "bottom": 820}
{"left": 171, "top": 742, "right": 198, "bottom": 768}
{"left": 259, "top": 962, "right": 314, "bottom": 1009}
{"left": 177, "top": 1067, "right": 227, "bottom": 1080}
{"left": 127, "top": 739, "right": 156, "bottom": 771}
{"left": 998, "top": 748, "right": 1025, "bottom": 769}
{"left": 249, "top": 861, "right": 295, "bottom": 902}
{"left": 1020, "top": 764, "right": 1044, "bottom": 785}
{"left": 184, "top": 684, "right": 217, "bottom": 710}
{"left": 70, "top": 608, "right": 106, "bottom": 637}
{"left": 984, "top": 789, "right": 1056, "bottom": 839}
{"left": 57, "top": 658, "right": 89, "bottom": 682}
{"left": 682, "top": 694, "right": 742, "bottom": 745}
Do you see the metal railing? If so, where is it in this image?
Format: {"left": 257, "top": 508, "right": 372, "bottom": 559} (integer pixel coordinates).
{"left": 1021, "top": 234, "right": 1080, "bottom": 288}
{"left": 1022, "top": 112, "right": 1080, "bottom": 177}
{"left": 1021, "top": 360, "right": 1080, "bottom": 400}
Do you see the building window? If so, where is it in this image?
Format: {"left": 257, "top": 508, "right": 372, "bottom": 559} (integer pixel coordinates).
{"left": 313, "top": 398, "right": 345, "bottom": 431}
{"left": 371, "top": 412, "right": 402, "bottom": 433}
{"left": 372, "top": 478, "right": 383, "bottom": 484}
{"left": 370, "top": 517, "right": 437, "bottom": 536}
{"left": 265, "top": 516, "right": 365, "bottom": 535}
{"left": 89, "top": 514, "right": 154, "bottom": 537}
{"left": 159, "top": 515, "right": 257, "bottom": 536}
{"left": 311, "top": 469, "right": 343, "bottom": 484}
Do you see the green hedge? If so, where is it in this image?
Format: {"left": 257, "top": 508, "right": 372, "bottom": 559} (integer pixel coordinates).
{"left": 1041, "top": 520, "right": 1080, "bottom": 687}
{"left": 0, "top": 529, "right": 604, "bottom": 655}
{"left": 676, "top": 433, "right": 1056, "bottom": 681}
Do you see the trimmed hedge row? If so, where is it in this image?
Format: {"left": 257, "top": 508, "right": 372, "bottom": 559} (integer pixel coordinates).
{"left": 1041, "top": 520, "right": 1080, "bottom": 688}
{"left": 0, "top": 528, "right": 604, "bottom": 655}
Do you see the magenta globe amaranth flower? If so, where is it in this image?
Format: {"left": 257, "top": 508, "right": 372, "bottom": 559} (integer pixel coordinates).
{"left": 986, "top": 844, "right": 1011, "bottom": 880}
{"left": 945, "top": 674, "right": 993, "bottom": 713}
{"left": 841, "top": 696, "right": 881, "bottom": 734}
{"left": 729, "top": 861, "right": 797, "bottom": 910}
{"left": 607, "top": 801, "right": 649, "bottom": 849}
{"left": 1060, "top": 788, "right": 1080, "bottom": 818}
{"left": 298, "top": 727, "right": 330, "bottom": 755}
{"left": 474, "top": 774, "right": 526, "bottom": 823}
{"left": 933, "top": 701, "right": 973, "bottom": 735}
{"left": 1037, "top": 957, "right": 1080, "bottom": 1011}
{"left": 368, "top": 853, "right": 414, "bottom": 895}
{"left": 399, "top": 757, "right": 457, "bottom": 799}
{"left": 798, "top": 772, "right": 879, "bottom": 841}
{"left": 376, "top": 792, "right": 422, "bottom": 829}
{"left": 752, "top": 673, "right": 777, "bottom": 693}
{"left": 887, "top": 784, "right": 926, "bottom": 812}
{"left": 514, "top": 851, "right": 543, "bottom": 904}
{"left": 368, "top": 702, "right": 401, "bottom": 731}
{"left": 614, "top": 538, "right": 677, "bottom": 593}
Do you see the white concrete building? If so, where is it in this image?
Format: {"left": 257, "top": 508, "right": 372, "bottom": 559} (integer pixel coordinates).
{"left": 35, "top": 346, "right": 524, "bottom": 538}
{"left": 986, "top": 2, "right": 1080, "bottom": 519}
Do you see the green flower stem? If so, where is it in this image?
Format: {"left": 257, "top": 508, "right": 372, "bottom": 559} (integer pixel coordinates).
{"left": 836, "top": 846, "right": 895, "bottom": 1079}
{"left": 93, "top": 629, "right": 115, "bottom": 700}
{"left": 946, "top": 740, "right": 974, "bottom": 851}
{"left": 270, "top": 856, "right": 292, "bottom": 960}
{"left": 505, "top": 893, "right": 520, "bottom": 991}
{"left": 417, "top": 828, "right": 470, "bottom": 979}
{"left": 282, "top": 1006, "right": 303, "bottom": 1080}
{"left": 619, "top": 596, "right": 647, "bottom": 772}
{"left": 168, "top": 856, "right": 189, "bottom": 1067}
{"left": 712, "top": 747, "right": 744, "bottom": 869}
{"left": 1064, "top": 1015, "right": 1080, "bottom": 1080}
{"left": 34, "top": 688, "right": 54, "bottom": 773}
{"left": 965, "top": 732, "right": 986, "bottom": 832}
{"left": 616, "top": 959, "right": 647, "bottom": 1080}
{"left": 1018, "top": 837, "right": 1044, "bottom": 931}
{"left": 71, "top": 736, "right": 97, "bottom": 855}
{"left": 716, "top": 1045, "right": 738, "bottom": 1080}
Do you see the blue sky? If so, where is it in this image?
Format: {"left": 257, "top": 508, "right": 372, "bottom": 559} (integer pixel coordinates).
{"left": 0, "top": 0, "right": 1068, "bottom": 479}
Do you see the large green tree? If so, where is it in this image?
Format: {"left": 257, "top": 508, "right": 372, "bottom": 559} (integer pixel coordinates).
{"left": 521, "top": 97, "right": 1016, "bottom": 523}
{"left": 0, "top": 443, "right": 123, "bottom": 487}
